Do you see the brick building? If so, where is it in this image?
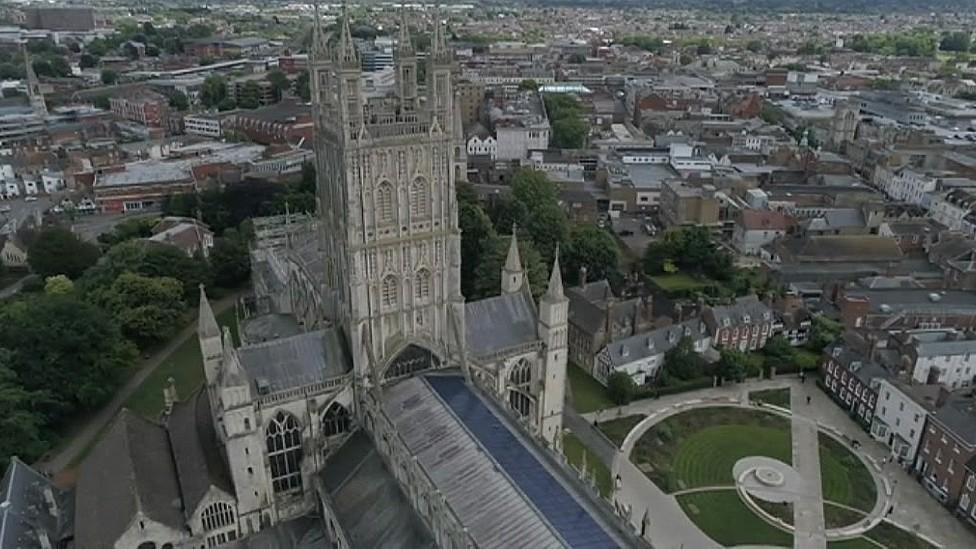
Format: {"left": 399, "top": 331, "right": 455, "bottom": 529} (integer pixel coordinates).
{"left": 222, "top": 102, "right": 313, "bottom": 146}
{"left": 915, "top": 391, "right": 976, "bottom": 510}
{"left": 110, "top": 91, "right": 169, "bottom": 128}
{"left": 702, "top": 295, "right": 774, "bottom": 352}
{"left": 820, "top": 344, "right": 890, "bottom": 429}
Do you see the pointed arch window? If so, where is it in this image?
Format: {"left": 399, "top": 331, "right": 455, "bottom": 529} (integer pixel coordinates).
{"left": 376, "top": 182, "right": 395, "bottom": 224}
{"left": 201, "top": 501, "right": 236, "bottom": 532}
{"left": 266, "top": 412, "right": 303, "bottom": 493}
{"left": 382, "top": 275, "right": 399, "bottom": 308}
{"left": 509, "top": 359, "right": 531, "bottom": 386}
{"left": 321, "top": 403, "right": 351, "bottom": 437}
{"left": 410, "top": 177, "right": 430, "bottom": 218}
{"left": 415, "top": 269, "right": 431, "bottom": 302}
{"left": 509, "top": 390, "right": 532, "bottom": 418}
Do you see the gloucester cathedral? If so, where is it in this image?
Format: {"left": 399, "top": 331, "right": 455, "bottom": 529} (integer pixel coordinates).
{"left": 0, "top": 8, "right": 632, "bottom": 549}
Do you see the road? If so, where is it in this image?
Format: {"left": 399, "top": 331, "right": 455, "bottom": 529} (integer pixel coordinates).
{"left": 0, "top": 274, "right": 31, "bottom": 299}
{"left": 36, "top": 291, "right": 241, "bottom": 475}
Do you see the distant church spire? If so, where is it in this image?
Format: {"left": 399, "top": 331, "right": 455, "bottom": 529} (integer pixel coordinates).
{"left": 396, "top": 5, "right": 413, "bottom": 59}
{"left": 430, "top": 5, "right": 450, "bottom": 65}
{"left": 22, "top": 44, "right": 47, "bottom": 117}
{"left": 501, "top": 225, "right": 524, "bottom": 294}
{"left": 311, "top": 0, "right": 330, "bottom": 62}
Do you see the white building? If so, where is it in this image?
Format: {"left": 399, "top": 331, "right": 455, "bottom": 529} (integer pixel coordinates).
{"left": 41, "top": 171, "right": 63, "bottom": 193}
{"left": 928, "top": 189, "right": 976, "bottom": 237}
{"left": 903, "top": 333, "right": 976, "bottom": 389}
{"left": 733, "top": 209, "right": 793, "bottom": 255}
{"left": 594, "top": 320, "right": 711, "bottom": 386}
{"left": 876, "top": 167, "right": 938, "bottom": 206}
{"left": 871, "top": 379, "right": 941, "bottom": 466}
{"left": 490, "top": 92, "right": 550, "bottom": 161}
{"left": 466, "top": 134, "right": 497, "bottom": 159}
{"left": 184, "top": 114, "right": 224, "bottom": 139}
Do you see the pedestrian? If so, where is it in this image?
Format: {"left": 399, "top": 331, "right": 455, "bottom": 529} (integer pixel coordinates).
{"left": 806, "top": 395, "right": 811, "bottom": 405}
{"left": 799, "top": 371, "right": 806, "bottom": 384}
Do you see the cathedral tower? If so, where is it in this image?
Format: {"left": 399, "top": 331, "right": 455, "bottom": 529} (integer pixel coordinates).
{"left": 312, "top": 5, "right": 463, "bottom": 386}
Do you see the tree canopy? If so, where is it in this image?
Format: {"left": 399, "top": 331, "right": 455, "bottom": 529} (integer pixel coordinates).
{"left": 562, "top": 225, "right": 620, "bottom": 286}
{"left": 27, "top": 226, "right": 101, "bottom": 279}
{"left": 544, "top": 93, "right": 589, "bottom": 149}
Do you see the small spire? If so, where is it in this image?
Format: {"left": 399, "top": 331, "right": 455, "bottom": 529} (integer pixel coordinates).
{"left": 396, "top": 5, "right": 413, "bottom": 58}
{"left": 545, "top": 245, "right": 565, "bottom": 300}
{"left": 311, "top": 1, "right": 329, "bottom": 61}
{"left": 504, "top": 224, "right": 522, "bottom": 274}
{"left": 337, "top": 2, "right": 359, "bottom": 68}
{"left": 430, "top": 4, "right": 450, "bottom": 64}
{"left": 198, "top": 284, "right": 220, "bottom": 338}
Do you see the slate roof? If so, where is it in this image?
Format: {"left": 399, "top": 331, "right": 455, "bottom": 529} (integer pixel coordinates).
{"left": 775, "top": 235, "right": 904, "bottom": 263}
{"left": 705, "top": 294, "right": 773, "bottom": 328}
{"left": 75, "top": 410, "right": 184, "bottom": 549}
{"left": 739, "top": 209, "right": 792, "bottom": 231}
{"left": 382, "top": 377, "right": 564, "bottom": 548}
{"left": 237, "top": 327, "right": 352, "bottom": 394}
{"left": 825, "top": 344, "right": 892, "bottom": 385}
{"left": 320, "top": 431, "right": 434, "bottom": 548}
{"left": 604, "top": 320, "right": 709, "bottom": 366}
{"left": 464, "top": 290, "right": 539, "bottom": 358}
{"left": 849, "top": 289, "right": 976, "bottom": 315}
{"left": 913, "top": 339, "right": 976, "bottom": 358}
{"left": 932, "top": 391, "right": 976, "bottom": 446}
{"left": 167, "top": 389, "right": 233, "bottom": 517}
{"left": 1, "top": 457, "right": 72, "bottom": 549}
{"left": 567, "top": 280, "right": 648, "bottom": 338}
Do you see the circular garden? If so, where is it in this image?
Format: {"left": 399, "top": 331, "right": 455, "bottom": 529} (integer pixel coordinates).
{"left": 599, "top": 389, "right": 938, "bottom": 549}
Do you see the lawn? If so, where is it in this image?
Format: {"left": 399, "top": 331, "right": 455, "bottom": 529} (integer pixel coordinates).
{"left": 824, "top": 502, "right": 867, "bottom": 529}
{"left": 125, "top": 308, "right": 238, "bottom": 418}
{"left": 633, "top": 406, "right": 792, "bottom": 492}
{"left": 596, "top": 414, "right": 644, "bottom": 447}
{"left": 677, "top": 489, "right": 793, "bottom": 547}
{"left": 754, "top": 498, "right": 793, "bottom": 525}
{"left": 864, "top": 521, "right": 939, "bottom": 549}
{"left": 828, "top": 538, "right": 882, "bottom": 549}
{"left": 649, "top": 273, "right": 709, "bottom": 292}
{"left": 819, "top": 433, "right": 878, "bottom": 513}
{"left": 563, "top": 432, "right": 612, "bottom": 498}
{"left": 750, "top": 387, "right": 791, "bottom": 409}
{"left": 567, "top": 363, "right": 615, "bottom": 413}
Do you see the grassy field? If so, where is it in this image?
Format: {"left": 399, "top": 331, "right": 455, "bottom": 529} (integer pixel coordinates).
{"left": 125, "top": 308, "right": 238, "bottom": 418}
{"left": 677, "top": 489, "right": 793, "bottom": 547}
{"left": 649, "top": 273, "right": 710, "bottom": 292}
{"left": 819, "top": 433, "right": 878, "bottom": 513}
{"left": 828, "top": 538, "right": 882, "bottom": 549}
{"left": 563, "top": 432, "right": 612, "bottom": 498}
{"left": 633, "top": 406, "right": 792, "bottom": 492}
{"left": 567, "top": 363, "right": 615, "bottom": 413}
{"left": 864, "top": 521, "right": 939, "bottom": 549}
{"left": 596, "top": 414, "right": 644, "bottom": 447}
{"left": 754, "top": 498, "right": 793, "bottom": 525}
{"left": 824, "top": 502, "right": 868, "bottom": 529}
{"left": 750, "top": 387, "right": 792, "bottom": 409}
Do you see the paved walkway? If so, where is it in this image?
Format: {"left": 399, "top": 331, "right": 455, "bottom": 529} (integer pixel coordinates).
{"left": 789, "top": 388, "right": 827, "bottom": 549}
{"left": 36, "top": 291, "right": 240, "bottom": 475}
{"left": 579, "top": 377, "right": 976, "bottom": 549}
{"left": 563, "top": 407, "right": 617, "bottom": 468}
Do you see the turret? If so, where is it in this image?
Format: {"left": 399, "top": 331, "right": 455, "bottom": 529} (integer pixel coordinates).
{"left": 427, "top": 6, "right": 453, "bottom": 119}
{"left": 537, "top": 247, "right": 568, "bottom": 446}
{"left": 394, "top": 7, "right": 418, "bottom": 110}
{"left": 501, "top": 226, "right": 524, "bottom": 294}
{"left": 198, "top": 284, "right": 223, "bottom": 388}
{"left": 335, "top": 3, "right": 363, "bottom": 133}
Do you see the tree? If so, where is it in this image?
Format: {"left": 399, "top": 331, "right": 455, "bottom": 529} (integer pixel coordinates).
{"left": 562, "top": 225, "right": 619, "bottom": 286}
{"left": 0, "top": 295, "right": 137, "bottom": 419}
{"left": 217, "top": 97, "right": 237, "bottom": 111}
{"left": 210, "top": 229, "right": 251, "bottom": 288}
{"left": 618, "top": 35, "right": 664, "bottom": 53}
{"left": 103, "top": 273, "right": 185, "bottom": 347}
{"left": 510, "top": 169, "right": 569, "bottom": 262}
{"left": 717, "top": 348, "right": 749, "bottom": 383}
{"left": 44, "top": 275, "right": 74, "bottom": 295}
{"left": 763, "top": 334, "right": 796, "bottom": 373}
{"left": 169, "top": 90, "right": 189, "bottom": 111}
{"left": 93, "top": 95, "right": 110, "bottom": 109}
{"left": 101, "top": 69, "right": 118, "bottom": 85}
{"left": 940, "top": 31, "right": 971, "bottom": 53}
{"left": 81, "top": 240, "right": 211, "bottom": 300}
{"left": 809, "top": 316, "right": 842, "bottom": 352}
{"left": 606, "top": 371, "right": 637, "bottom": 405}
{"left": 662, "top": 337, "right": 706, "bottom": 382}
{"left": 96, "top": 216, "right": 156, "bottom": 247}
{"left": 551, "top": 116, "right": 588, "bottom": 149}
{"left": 458, "top": 185, "right": 498, "bottom": 297}
{"left": 296, "top": 70, "right": 311, "bottom": 102}
{"left": 266, "top": 70, "right": 290, "bottom": 101}
{"left": 746, "top": 40, "right": 763, "bottom": 53}
{"left": 518, "top": 79, "right": 539, "bottom": 92}
{"left": 238, "top": 81, "right": 262, "bottom": 109}
{"left": 79, "top": 53, "right": 98, "bottom": 69}
{"left": 27, "top": 226, "right": 100, "bottom": 279}
{"left": 201, "top": 74, "right": 228, "bottom": 108}
{"left": 0, "top": 351, "right": 51, "bottom": 471}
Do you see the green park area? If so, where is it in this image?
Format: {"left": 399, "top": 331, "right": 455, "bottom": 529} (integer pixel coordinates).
{"left": 648, "top": 273, "right": 711, "bottom": 293}
{"left": 562, "top": 432, "right": 612, "bottom": 498}
{"left": 567, "top": 363, "right": 615, "bottom": 413}
{"left": 596, "top": 414, "right": 644, "bottom": 447}
{"left": 631, "top": 406, "right": 792, "bottom": 492}
{"left": 677, "top": 489, "right": 793, "bottom": 547}
{"left": 125, "top": 308, "right": 238, "bottom": 418}
{"left": 819, "top": 432, "right": 879, "bottom": 512}
{"left": 749, "top": 387, "right": 792, "bottom": 409}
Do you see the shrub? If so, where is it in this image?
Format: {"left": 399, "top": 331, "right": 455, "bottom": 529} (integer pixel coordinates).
{"left": 607, "top": 371, "right": 637, "bottom": 405}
